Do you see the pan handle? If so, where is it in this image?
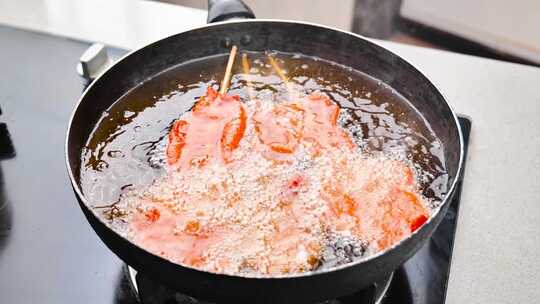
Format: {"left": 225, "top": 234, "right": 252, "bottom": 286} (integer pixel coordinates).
{"left": 207, "top": 0, "right": 255, "bottom": 23}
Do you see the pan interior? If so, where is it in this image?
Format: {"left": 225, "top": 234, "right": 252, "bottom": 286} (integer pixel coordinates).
{"left": 79, "top": 50, "right": 448, "bottom": 274}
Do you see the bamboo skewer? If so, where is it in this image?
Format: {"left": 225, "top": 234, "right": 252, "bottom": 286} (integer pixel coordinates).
{"left": 267, "top": 55, "right": 289, "bottom": 82}
{"left": 267, "top": 54, "right": 297, "bottom": 99}
{"left": 241, "top": 53, "right": 255, "bottom": 100}
{"left": 220, "top": 45, "right": 238, "bottom": 95}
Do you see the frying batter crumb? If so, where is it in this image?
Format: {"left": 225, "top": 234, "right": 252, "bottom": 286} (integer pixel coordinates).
{"left": 115, "top": 88, "right": 429, "bottom": 276}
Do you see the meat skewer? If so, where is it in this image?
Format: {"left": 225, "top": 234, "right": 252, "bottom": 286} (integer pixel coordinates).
{"left": 166, "top": 45, "right": 246, "bottom": 169}
{"left": 220, "top": 45, "right": 238, "bottom": 95}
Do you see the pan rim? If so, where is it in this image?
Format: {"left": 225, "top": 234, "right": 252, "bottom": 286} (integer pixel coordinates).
{"left": 65, "top": 18, "right": 465, "bottom": 280}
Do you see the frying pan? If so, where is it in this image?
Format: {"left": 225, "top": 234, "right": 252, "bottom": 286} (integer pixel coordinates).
{"left": 65, "top": 0, "right": 464, "bottom": 302}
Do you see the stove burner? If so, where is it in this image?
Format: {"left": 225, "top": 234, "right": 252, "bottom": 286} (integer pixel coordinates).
{"left": 126, "top": 265, "right": 393, "bottom": 304}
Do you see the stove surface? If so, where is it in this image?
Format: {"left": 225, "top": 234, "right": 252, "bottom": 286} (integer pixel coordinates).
{"left": 0, "top": 25, "right": 470, "bottom": 304}
{"left": 0, "top": 25, "right": 129, "bottom": 304}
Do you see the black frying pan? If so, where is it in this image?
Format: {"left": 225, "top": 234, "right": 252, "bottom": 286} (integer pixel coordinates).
{"left": 65, "top": 1, "right": 464, "bottom": 303}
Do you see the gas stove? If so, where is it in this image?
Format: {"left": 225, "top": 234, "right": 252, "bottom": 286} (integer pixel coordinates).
{"left": 0, "top": 25, "right": 470, "bottom": 304}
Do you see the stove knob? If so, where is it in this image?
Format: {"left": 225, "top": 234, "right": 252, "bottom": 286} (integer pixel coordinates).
{"left": 76, "top": 43, "right": 112, "bottom": 81}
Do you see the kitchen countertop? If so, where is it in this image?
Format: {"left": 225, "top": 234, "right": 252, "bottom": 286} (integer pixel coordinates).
{"left": 1, "top": 1, "right": 539, "bottom": 303}
{"left": 401, "top": 0, "right": 540, "bottom": 64}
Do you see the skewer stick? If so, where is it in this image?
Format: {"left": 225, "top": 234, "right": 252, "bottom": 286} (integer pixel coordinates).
{"left": 220, "top": 45, "right": 238, "bottom": 95}
{"left": 267, "top": 55, "right": 289, "bottom": 82}
{"left": 241, "top": 53, "right": 254, "bottom": 100}
{"left": 267, "top": 54, "right": 297, "bottom": 99}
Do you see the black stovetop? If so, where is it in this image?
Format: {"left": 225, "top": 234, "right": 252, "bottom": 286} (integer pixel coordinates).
{"left": 0, "top": 25, "right": 470, "bottom": 304}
